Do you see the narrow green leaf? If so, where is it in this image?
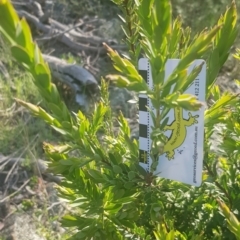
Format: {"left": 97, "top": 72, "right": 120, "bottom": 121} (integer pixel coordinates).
{"left": 207, "top": 47, "right": 220, "bottom": 93}
{"left": 88, "top": 169, "right": 106, "bottom": 183}
{"left": 11, "top": 45, "right": 32, "bottom": 66}
{"left": 179, "top": 62, "right": 205, "bottom": 94}
{"left": 0, "top": 0, "right": 19, "bottom": 41}
{"left": 15, "top": 98, "right": 39, "bottom": 114}
{"left": 35, "top": 63, "right": 51, "bottom": 90}
{"left": 61, "top": 121, "right": 72, "bottom": 130}
{"left": 124, "top": 182, "right": 134, "bottom": 189}
{"left": 113, "top": 165, "right": 123, "bottom": 174}
{"left": 48, "top": 103, "right": 63, "bottom": 118}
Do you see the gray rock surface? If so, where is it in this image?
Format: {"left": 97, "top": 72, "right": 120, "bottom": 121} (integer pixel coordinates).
{"left": 109, "top": 87, "right": 138, "bottom": 119}
{"left": 2, "top": 213, "right": 45, "bottom": 240}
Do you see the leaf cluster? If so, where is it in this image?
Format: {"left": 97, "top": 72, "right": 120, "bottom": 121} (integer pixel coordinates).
{"left": 0, "top": 0, "right": 240, "bottom": 239}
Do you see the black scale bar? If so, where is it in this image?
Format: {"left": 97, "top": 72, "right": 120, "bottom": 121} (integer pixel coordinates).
{"left": 138, "top": 69, "right": 149, "bottom": 163}
{"left": 139, "top": 70, "right": 148, "bottom": 84}
{"left": 139, "top": 97, "right": 147, "bottom": 111}
{"left": 139, "top": 124, "right": 148, "bottom": 138}
{"left": 139, "top": 149, "right": 148, "bottom": 164}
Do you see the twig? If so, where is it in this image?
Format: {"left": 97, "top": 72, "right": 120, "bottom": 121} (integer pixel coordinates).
{"left": 0, "top": 102, "right": 16, "bottom": 113}
{"left": 0, "top": 149, "right": 23, "bottom": 170}
{"left": 0, "top": 179, "right": 31, "bottom": 203}
{"left": 17, "top": 10, "right": 127, "bottom": 53}
{"left": 47, "top": 201, "right": 65, "bottom": 211}
{"left": 4, "top": 134, "right": 39, "bottom": 184}
{"left": 35, "top": 22, "right": 84, "bottom": 42}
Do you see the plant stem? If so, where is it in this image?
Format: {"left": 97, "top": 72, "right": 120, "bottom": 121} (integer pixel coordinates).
{"left": 123, "top": 0, "right": 135, "bottom": 55}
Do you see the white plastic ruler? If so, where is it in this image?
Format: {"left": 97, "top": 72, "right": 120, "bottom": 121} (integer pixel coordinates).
{"left": 138, "top": 58, "right": 153, "bottom": 172}
{"left": 138, "top": 58, "right": 206, "bottom": 186}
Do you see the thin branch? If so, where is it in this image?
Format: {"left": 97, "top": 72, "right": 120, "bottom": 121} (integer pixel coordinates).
{"left": 0, "top": 179, "right": 31, "bottom": 203}
{"left": 35, "top": 22, "right": 84, "bottom": 42}
{"left": 123, "top": 0, "right": 135, "bottom": 54}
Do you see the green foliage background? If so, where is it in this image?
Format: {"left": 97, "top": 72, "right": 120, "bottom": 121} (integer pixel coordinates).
{"left": 0, "top": 0, "right": 240, "bottom": 240}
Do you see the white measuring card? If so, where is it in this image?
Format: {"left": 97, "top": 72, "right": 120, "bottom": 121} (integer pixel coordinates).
{"left": 138, "top": 58, "right": 206, "bottom": 186}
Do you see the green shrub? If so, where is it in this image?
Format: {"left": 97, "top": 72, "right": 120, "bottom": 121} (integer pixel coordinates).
{"left": 0, "top": 0, "right": 240, "bottom": 239}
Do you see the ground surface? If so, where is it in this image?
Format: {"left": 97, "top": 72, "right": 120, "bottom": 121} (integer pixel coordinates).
{"left": 0, "top": 0, "right": 240, "bottom": 239}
